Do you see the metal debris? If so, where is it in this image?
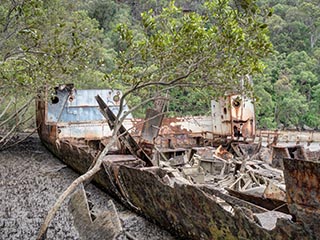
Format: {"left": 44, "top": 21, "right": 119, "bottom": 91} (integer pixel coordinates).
{"left": 283, "top": 158, "right": 320, "bottom": 238}
{"left": 68, "top": 184, "right": 122, "bottom": 240}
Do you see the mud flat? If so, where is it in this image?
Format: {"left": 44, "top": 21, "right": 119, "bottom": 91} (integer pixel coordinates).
{"left": 0, "top": 134, "right": 175, "bottom": 240}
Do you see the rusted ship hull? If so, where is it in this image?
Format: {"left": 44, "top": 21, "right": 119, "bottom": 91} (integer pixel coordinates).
{"left": 37, "top": 134, "right": 311, "bottom": 239}
{"left": 39, "top": 137, "right": 314, "bottom": 238}
{"left": 36, "top": 87, "right": 314, "bottom": 239}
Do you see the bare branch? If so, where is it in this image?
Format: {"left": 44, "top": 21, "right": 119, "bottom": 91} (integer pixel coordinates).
{"left": 0, "top": 127, "right": 37, "bottom": 151}
{"left": 36, "top": 132, "right": 119, "bottom": 240}
{"left": 0, "top": 107, "right": 31, "bottom": 146}
{"left": 0, "top": 97, "right": 34, "bottom": 128}
{"left": 0, "top": 98, "right": 14, "bottom": 120}
{"left": 116, "top": 57, "right": 203, "bottom": 119}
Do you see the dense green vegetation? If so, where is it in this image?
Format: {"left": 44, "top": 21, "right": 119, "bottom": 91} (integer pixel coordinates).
{"left": 0, "top": 0, "right": 319, "bottom": 141}
{"left": 254, "top": 0, "right": 320, "bottom": 130}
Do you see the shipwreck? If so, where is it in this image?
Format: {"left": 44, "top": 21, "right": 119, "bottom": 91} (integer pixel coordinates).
{"left": 36, "top": 84, "right": 320, "bottom": 239}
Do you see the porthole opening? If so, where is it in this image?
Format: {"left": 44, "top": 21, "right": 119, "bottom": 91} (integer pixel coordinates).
{"left": 51, "top": 96, "right": 59, "bottom": 104}
{"left": 223, "top": 107, "right": 227, "bottom": 115}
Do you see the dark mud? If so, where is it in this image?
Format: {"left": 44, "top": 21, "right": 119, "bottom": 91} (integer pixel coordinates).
{"left": 0, "top": 135, "right": 176, "bottom": 240}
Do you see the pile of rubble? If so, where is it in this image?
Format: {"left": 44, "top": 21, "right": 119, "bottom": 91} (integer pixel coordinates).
{"left": 158, "top": 141, "right": 317, "bottom": 226}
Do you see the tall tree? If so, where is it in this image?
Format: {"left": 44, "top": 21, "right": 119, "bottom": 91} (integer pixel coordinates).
{"left": 0, "top": 0, "right": 106, "bottom": 96}
{"left": 0, "top": 0, "right": 106, "bottom": 148}
{"left": 110, "top": 0, "right": 272, "bottom": 118}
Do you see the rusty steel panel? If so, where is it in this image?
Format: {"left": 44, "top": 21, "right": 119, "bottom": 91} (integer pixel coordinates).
{"left": 271, "top": 146, "right": 290, "bottom": 169}
{"left": 226, "top": 188, "right": 289, "bottom": 214}
{"left": 114, "top": 165, "right": 309, "bottom": 240}
{"left": 141, "top": 109, "right": 164, "bottom": 143}
{"left": 230, "top": 95, "right": 255, "bottom": 124}
{"left": 283, "top": 158, "right": 320, "bottom": 238}
{"left": 68, "top": 185, "right": 122, "bottom": 240}
{"left": 230, "top": 95, "right": 255, "bottom": 139}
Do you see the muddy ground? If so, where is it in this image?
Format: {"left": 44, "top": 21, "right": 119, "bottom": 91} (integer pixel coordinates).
{"left": 0, "top": 135, "right": 176, "bottom": 240}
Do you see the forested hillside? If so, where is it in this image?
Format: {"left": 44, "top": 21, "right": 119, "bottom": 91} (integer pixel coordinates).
{"left": 0, "top": 0, "right": 319, "bottom": 141}
{"left": 255, "top": 0, "right": 320, "bottom": 129}
{"left": 122, "top": 0, "right": 320, "bottom": 130}
{"left": 82, "top": 0, "right": 320, "bottom": 130}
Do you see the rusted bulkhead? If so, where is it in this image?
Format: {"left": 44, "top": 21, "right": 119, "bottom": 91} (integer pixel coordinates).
{"left": 154, "top": 95, "right": 256, "bottom": 149}
{"left": 271, "top": 145, "right": 308, "bottom": 169}
{"left": 283, "top": 158, "right": 320, "bottom": 238}
{"left": 139, "top": 94, "right": 256, "bottom": 149}
{"left": 37, "top": 85, "right": 136, "bottom": 141}
{"left": 211, "top": 95, "right": 255, "bottom": 141}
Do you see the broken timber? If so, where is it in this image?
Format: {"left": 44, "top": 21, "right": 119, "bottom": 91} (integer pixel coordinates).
{"left": 95, "top": 94, "right": 153, "bottom": 167}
